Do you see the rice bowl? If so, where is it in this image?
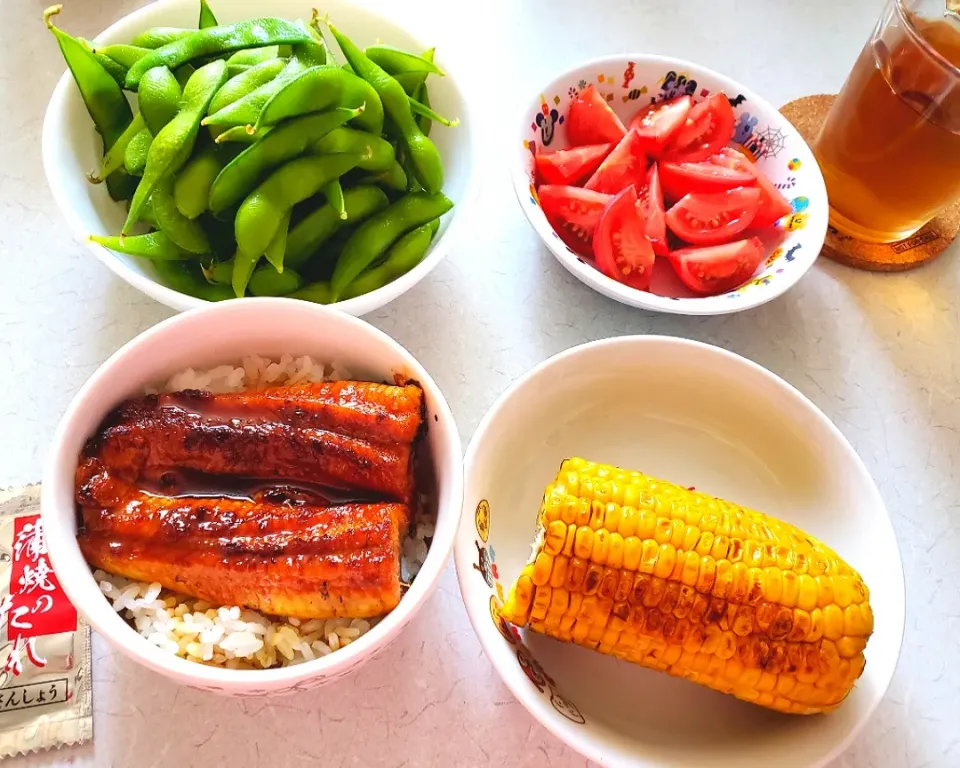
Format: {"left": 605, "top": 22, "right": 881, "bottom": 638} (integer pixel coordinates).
{"left": 42, "top": 298, "right": 463, "bottom": 695}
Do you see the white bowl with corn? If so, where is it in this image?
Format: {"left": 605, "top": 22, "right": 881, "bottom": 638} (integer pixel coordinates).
{"left": 455, "top": 336, "right": 904, "bottom": 768}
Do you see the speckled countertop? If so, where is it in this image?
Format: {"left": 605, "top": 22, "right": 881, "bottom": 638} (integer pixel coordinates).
{"left": 1, "top": 0, "right": 957, "bottom": 765}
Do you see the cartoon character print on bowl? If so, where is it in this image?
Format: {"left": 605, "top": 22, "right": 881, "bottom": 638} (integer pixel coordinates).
{"left": 477, "top": 500, "right": 586, "bottom": 725}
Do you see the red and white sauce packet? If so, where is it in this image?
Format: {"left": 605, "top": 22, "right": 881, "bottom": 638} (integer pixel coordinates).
{"left": 0, "top": 484, "right": 92, "bottom": 757}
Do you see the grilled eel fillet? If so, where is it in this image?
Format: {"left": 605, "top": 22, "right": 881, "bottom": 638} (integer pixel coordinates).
{"left": 87, "top": 396, "right": 418, "bottom": 503}
{"left": 77, "top": 460, "right": 407, "bottom": 619}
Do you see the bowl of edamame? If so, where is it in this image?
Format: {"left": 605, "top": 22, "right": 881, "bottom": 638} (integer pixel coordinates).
{"left": 41, "top": 0, "right": 478, "bottom": 315}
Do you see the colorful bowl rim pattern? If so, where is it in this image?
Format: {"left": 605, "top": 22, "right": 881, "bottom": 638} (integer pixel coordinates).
{"left": 512, "top": 55, "right": 829, "bottom": 315}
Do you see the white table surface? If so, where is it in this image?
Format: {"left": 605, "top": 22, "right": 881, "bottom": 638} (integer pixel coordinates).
{"left": 2, "top": 0, "right": 957, "bottom": 765}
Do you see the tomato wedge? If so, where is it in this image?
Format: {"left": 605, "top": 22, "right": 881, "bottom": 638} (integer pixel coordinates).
{"left": 665, "top": 187, "right": 761, "bottom": 245}
{"left": 664, "top": 93, "right": 735, "bottom": 163}
{"left": 584, "top": 130, "right": 647, "bottom": 194}
{"left": 709, "top": 148, "right": 792, "bottom": 228}
{"left": 659, "top": 161, "right": 756, "bottom": 201}
{"left": 567, "top": 84, "right": 627, "bottom": 147}
{"left": 637, "top": 163, "right": 668, "bottom": 257}
{"left": 628, "top": 96, "right": 693, "bottom": 158}
{"left": 538, "top": 185, "right": 612, "bottom": 256}
{"left": 535, "top": 143, "right": 612, "bottom": 186}
{"left": 669, "top": 237, "right": 766, "bottom": 295}
{"left": 593, "top": 186, "right": 655, "bottom": 291}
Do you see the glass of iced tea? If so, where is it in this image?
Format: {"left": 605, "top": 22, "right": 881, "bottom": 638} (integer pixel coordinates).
{"left": 814, "top": 0, "right": 960, "bottom": 243}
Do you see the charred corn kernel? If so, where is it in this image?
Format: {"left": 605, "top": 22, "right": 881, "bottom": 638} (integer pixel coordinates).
{"left": 500, "top": 459, "right": 873, "bottom": 716}
{"left": 549, "top": 555, "right": 569, "bottom": 589}
{"left": 544, "top": 520, "right": 568, "bottom": 555}
{"left": 592, "top": 528, "right": 610, "bottom": 563}
{"left": 623, "top": 536, "right": 642, "bottom": 570}
{"left": 532, "top": 552, "right": 554, "bottom": 586}
{"left": 574, "top": 526, "right": 593, "bottom": 559}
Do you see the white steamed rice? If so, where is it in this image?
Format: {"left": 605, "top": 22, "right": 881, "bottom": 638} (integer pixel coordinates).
{"left": 99, "top": 354, "right": 434, "bottom": 670}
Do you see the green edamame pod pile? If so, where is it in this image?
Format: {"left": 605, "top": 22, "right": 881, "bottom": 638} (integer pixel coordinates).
{"left": 46, "top": 1, "right": 458, "bottom": 303}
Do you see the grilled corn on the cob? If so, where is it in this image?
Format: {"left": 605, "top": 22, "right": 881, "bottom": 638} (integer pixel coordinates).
{"left": 500, "top": 458, "right": 874, "bottom": 715}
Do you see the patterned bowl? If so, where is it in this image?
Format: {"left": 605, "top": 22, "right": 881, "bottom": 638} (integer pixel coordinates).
{"left": 510, "top": 55, "right": 828, "bottom": 315}
{"left": 454, "top": 337, "right": 904, "bottom": 767}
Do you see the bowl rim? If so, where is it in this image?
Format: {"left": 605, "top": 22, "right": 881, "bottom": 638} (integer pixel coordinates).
{"left": 41, "top": 297, "right": 464, "bottom": 687}
{"left": 40, "top": 0, "right": 481, "bottom": 317}
{"left": 509, "top": 53, "right": 829, "bottom": 316}
{"left": 455, "top": 334, "right": 905, "bottom": 767}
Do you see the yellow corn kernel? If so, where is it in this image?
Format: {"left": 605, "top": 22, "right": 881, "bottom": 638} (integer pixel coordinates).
{"left": 530, "top": 585, "right": 552, "bottom": 622}
{"left": 682, "top": 525, "right": 700, "bottom": 551}
{"left": 501, "top": 573, "right": 534, "bottom": 624}
{"left": 789, "top": 609, "right": 812, "bottom": 642}
{"left": 583, "top": 562, "right": 605, "bottom": 595}
{"left": 592, "top": 528, "right": 610, "bottom": 564}
{"left": 822, "top": 604, "right": 844, "bottom": 640}
{"left": 729, "top": 562, "right": 750, "bottom": 603}
{"left": 711, "top": 534, "right": 730, "bottom": 560}
{"left": 776, "top": 545, "right": 796, "bottom": 571}
{"left": 796, "top": 574, "right": 818, "bottom": 612}
{"left": 619, "top": 506, "right": 638, "bottom": 537}
{"left": 680, "top": 551, "right": 701, "bottom": 587}
{"left": 574, "top": 526, "right": 594, "bottom": 559}
{"left": 614, "top": 571, "right": 633, "bottom": 603}
{"left": 654, "top": 517, "right": 673, "bottom": 545}
{"left": 713, "top": 559, "right": 734, "bottom": 598}
{"left": 560, "top": 495, "right": 578, "bottom": 525}
{"left": 549, "top": 555, "right": 569, "bottom": 589}
{"left": 833, "top": 575, "right": 855, "bottom": 608}
{"left": 571, "top": 619, "right": 591, "bottom": 644}
{"left": 544, "top": 520, "right": 568, "bottom": 555}
{"left": 623, "top": 536, "right": 643, "bottom": 570}
{"left": 598, "top": 567, "right": 619, "bottom": 601}
{"left": 815, "top": 575, "right": 834, "bottom": 608}
{"left": 670, "top": 520, "right": 686, "bottom": 549}
{"left": 608, "top": 532, "right": 625, "bottom": 569}
{"left": 532, "top": 552, "right": 554, "bottom": 586}
{"left": 605, "top": 502, "right": 621, "bottom": 533}
{"left": 589, "top": 500, "right": 606, "bottom": 529}
{"left": 639, "top": 539, "right": 659, "bottom": 573}
{"left": 562, "top": 524, "right": 577, "bottom": 556}
{"left": 695, "top": 530, "right": 715, "bottom": 556}
{"left": 654, "top": 543, "right": 677, "bottom": 579}
{"left": 565, "top": 557, "right": 588, "bottom": 591}
{"left": 743, "top": 539, "right": 763, "bottom": 568}
{"left": 643, "top": 576, "right": 666, "bottom": 608}
{"left": 781, "top": 570, "right": 800, "bottom": 608}
{"left": 637, "top": 508, "right": 657, "bottom": 540}
{"left": 574, "top": 497, "right": 591, "bottom": 527}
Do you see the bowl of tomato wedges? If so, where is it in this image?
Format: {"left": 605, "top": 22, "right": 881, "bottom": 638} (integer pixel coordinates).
{"left": 513, "top": 55, "right": 828, "bottom": 314}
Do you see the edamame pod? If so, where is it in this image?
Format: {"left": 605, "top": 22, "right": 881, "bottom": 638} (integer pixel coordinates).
{"left": 96, "top": 113, "right": 145, "bottom": 181}
{"left": 363, "top": 160, "right": 407, "bottom": 191}
{"left": 253, "top": 65, "right": 384, "bottom": 135}
{"left": 313, "top": 126, "right": 395, "bottom": 172}
{"left": 202, "top": 57, "right": 306, "bottom": 127}
{"left": 321, "top": 180, "right": 346, "bottom": 220}
{"left": 125, "top": 18, "right": 312, "bottom": 88}
{"left": 249, "top": 264, "right": 302, "bottom": 296}
{"left": 213, "top": 124, "right": 269, "bottom": 144}
{"left": 131, "top": 27, "right": 193, "bottom": 50}
{"left": 82, "top": 41, "right": 129, "bottom": 87}
{"left": 138, "top": 66, "right": 182, "bottom": 135}
{"left": 330, "top": 192, "right": 453, "bottom": 299}
{"left": 342, "top": 222, "right": 434, "bottom": 299}
{"left": 209, "top": 107, "right": 361, "bottom": 213}
{"left": 263, "top": 209, "right": 291, "bottom": 272}
{"left": 154, "top": 259, "right": 234, "bottom": 300}
{"left": 151, "top": 176, "right": 210, "bottom": 253}
{"left": 174, "top": 147, "right": 224, "bottom": 218}
{"left": 94, "top": 44, "right": 150, "bottom": 69}
{"left": 226, "top": 45, "right": 281, "bottom": 76}
{"left": 206, "top": 57, "right": 287, "bottom": 116}
{"left": 285, "top": 185, "right": 388, "bottom": 268}
{"left": 328, "top": 22, "right": 443, "bottom": 193}
{"left": 89, "top": 231, "right": 192, "bottom": 260}
{"left": 409, "top": 96, "right": 458, "bottom": 128}
{"left": 365, "top": 45, "right": 443, "bottom": 77}
{"left": 199, "top": 0, "right": 218, "bottom": 29}
{"left": 287, "top": 281, "right": 332, "bottom": 303}
{"left": 235, "top": 153, "right": 361, "bottom": 262}
{"left": 124, "top": 128, "right": 152, "bottom": 176}
{"left": 124, "top": 59, "right": 228, "bottom": 232}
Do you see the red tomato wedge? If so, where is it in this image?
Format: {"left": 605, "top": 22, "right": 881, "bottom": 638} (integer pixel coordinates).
{"left": 637, "top": 164, "right": 668, "bottom": 257}
{"left": 664, "top": 93, "right": 736, "bottom": 163}
{"left": 593, "top": 185, "right": 655, "bottom": 291}
{"left": 659, "top": 161, "right": 756, "bottom": 201}
{"left": 665, "top": 187, "right": 761, "bottom": 245}
{"left": 538, "top": 185, "right": 612, "bottom": 256}
{"left": 709, "top": 148, "right": 792, "bottom": 228}
{"left": 535, "top": 143, "right": 613, "bottom": 186}
{"left": 628, "top": 96, "right": 693, "bottom": 157}
{"left": 584, "top": 130, "right": 647, "bottom": 194}
{"left": 669, "top": 237, "right": 766, "bottom": 295}
{"left": 567, "top": 84, "right": 627, "bottom": 146}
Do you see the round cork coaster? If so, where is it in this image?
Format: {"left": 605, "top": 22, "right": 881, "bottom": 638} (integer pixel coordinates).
{"left": 780, "top": 94, "right": 960, "bottom": 272}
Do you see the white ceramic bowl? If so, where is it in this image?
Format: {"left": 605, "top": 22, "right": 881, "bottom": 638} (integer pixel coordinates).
{"left": 455, "top": 336, "right": 903, "bottom": 767}
{"left": 42, "top": 0, "right": 478, "bottom": 316}
{"left": 41, "top": 298, "right": 463, "bottom": 696}
{"left": 511, "top": 55, "right": 828, "bottom": 315}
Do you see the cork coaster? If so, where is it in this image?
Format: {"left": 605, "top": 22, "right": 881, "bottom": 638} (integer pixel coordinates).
{"left": 780, "top": 94, "right": 960, "bottom": 272}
